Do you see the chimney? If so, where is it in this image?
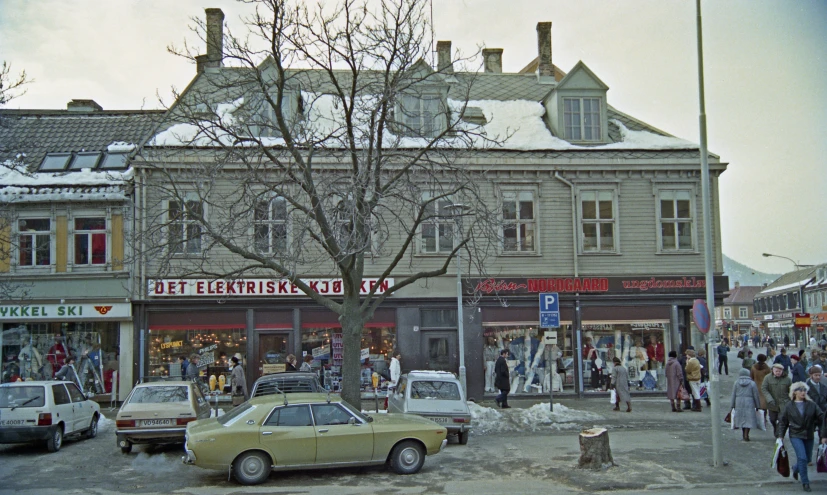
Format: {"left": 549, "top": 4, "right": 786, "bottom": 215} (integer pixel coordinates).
{"left": 734, "top": 281, "right": 740, "bottom": 288}
{"left": 196, "top": 54, "right": 209, "bottom": 74}
{"left": 437, "top": 41, "right": 453, "bottom": 74}
{"left": 482, "top": 48, "right": 503, "bottom": 73}
{"left": 205, "top": 8, "right": 225, "bottom": 69}
{"left": 67, "top": 99, "right": 103, "bottom": 112}
{"left": 536, "top": 22, "right": 554, "bottom": 83}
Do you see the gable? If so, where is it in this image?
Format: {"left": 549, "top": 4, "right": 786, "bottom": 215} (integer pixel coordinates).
{"left": 555, "top": 61, "right": 609, "bottom": 92}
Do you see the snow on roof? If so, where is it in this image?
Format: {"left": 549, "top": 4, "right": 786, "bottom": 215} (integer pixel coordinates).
{"left": 0, "top": 159, "right": 133, "bottom": 202}
{"left": 149, "top": 95, "right": 698, "bottom": 151}
{"left": 107, "top": 141, "right": 136, "bottom": 153}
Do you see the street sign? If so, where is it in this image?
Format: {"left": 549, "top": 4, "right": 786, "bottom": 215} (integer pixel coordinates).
{"left": 794, "top": 313, "right": 812, "bottom": 328}
{"left": 543, "top": 333, "right": 558, "bottom": 345}
{"left": 692, "top": 299, "right": 711, "bottom": 334}
{"left": 539, "top": 293, "right": 560, "bottom": 328}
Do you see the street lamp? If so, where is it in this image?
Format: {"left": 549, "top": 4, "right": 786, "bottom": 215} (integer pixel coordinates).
{"left": 444, "top": 203, "right": 473, "bottom": 395}
{"left": 762, "top": 252, "right": 808, "bottom": 345}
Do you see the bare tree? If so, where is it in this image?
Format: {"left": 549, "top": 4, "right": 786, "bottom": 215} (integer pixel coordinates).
{"left": 0, "top": 61, "right": 29, "bottom": 108}
{"left": 138, "top": 0, "right": 503, "bottom": 407}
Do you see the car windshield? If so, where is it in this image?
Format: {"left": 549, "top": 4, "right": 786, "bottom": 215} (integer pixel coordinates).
{"left": 217, "top": 403, "right": 255, "bottom": 426}
{"left": 410, "top": 380, "right": 461, "bottom": 400}
{"left": 0, "top": 386, "right": 46, "bottom": 408}
{"left": 128, "top": 386, "right": 189, "bottom": 404}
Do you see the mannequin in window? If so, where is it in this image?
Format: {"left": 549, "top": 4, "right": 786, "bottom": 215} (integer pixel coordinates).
{"left": 483, "top": 337, "right": 499, "bottom": 393}
{"left": 628, "top": 338, "right": 648, "bottom": 386}
{"left": 19, "top": 336, "right": 43, "bottom": 380}
{"left": 46, "top": 333, "right": 68, "bottom": 378}
{"left": 646, "top": 335, "right": 665, "bottom": 370}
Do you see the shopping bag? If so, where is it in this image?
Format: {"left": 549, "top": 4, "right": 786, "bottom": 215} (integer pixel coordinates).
{"left": 609, "top": 389, "right": 617, "bottom": 404}
{"left": 730, "top": 410, "right": 736, "bottom": 429}
{"left": 755, "top": 410, "right": 766, "bottom": 431}
{"left": 678, "top": 384, "right": 690, "bottom": 401}
{"left": 776, "top": 445, "right": 790, "bottom": 478}
{"left": 817, "top": 444, "right": 827, "bottom": 474}
{"left": 699, "top": 382, "right": 708, "bottom": 399}
{"left": 724, "top": 410, "right": 731, "bottom": 423}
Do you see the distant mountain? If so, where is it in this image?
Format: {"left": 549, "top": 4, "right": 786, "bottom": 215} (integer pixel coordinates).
{"left": 723, "top": 254, "right": 780, "bottom": 288}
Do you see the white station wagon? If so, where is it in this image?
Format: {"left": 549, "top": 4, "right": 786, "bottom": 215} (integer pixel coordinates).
{"left": 0, "top": 380, "right": 101, "bottom": 452}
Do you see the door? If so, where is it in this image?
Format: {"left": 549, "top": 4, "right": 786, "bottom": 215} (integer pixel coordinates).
{"left": 259, "top": 404, "right": 317, "bottom": 466}
{"left": 66, "top": 382, "right": 92, "bottom": 432}
{"left": 255, "top": 332, "right": 292, "bottom": 380}
{"left": 50, "top": 384, "right": 75, "bottom": 434}
{"left": 311, "top": 403, "right": 373, "bottom": 464}
{"left": 421, "top": 331, "right": 457, "bottom": 373}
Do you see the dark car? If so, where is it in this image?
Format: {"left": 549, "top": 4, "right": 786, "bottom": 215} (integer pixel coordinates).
{"left": 250, "top": 372, "right": 323, "bottom": 398}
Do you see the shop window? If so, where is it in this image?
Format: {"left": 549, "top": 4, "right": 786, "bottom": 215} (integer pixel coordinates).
{"left": 18, "top": 218, "right": 51, "bottom": 266}
{"left": 168, "top": 199, "right": 204, "bottom": 255}
{"left": 657, "top": 189, "right": 694, "bottom": 251}
{"left": 254, "top": 196, "right": 289, "bottom": 254}
{"left": 74, "top": 217, "right": 107, "bottom": 265}
{"left": 419, "top": 194, "right": 455, "bottom": 254}
{"left": 579, "top": 189, "right": 616, "bottom": 253}
{"left": 147, "top": 327, "right": 246, "bottom": 385}
{"left": 501, "top": 190, "right": 536, "bottom": 253}
{"left": 301, "top": 325, "right": 395, "bottom": 392}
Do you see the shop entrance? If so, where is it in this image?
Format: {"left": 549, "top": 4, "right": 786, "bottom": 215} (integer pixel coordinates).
{"left": 255, "top": 331, "right": 292, "bottom": 379}
{"left": 420, "top": 331, "right": 457, "bottom": 373}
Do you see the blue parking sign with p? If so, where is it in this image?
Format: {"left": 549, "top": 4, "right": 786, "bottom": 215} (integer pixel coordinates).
{"left": 539, "top": 292, "right": 560, "bottom": 328}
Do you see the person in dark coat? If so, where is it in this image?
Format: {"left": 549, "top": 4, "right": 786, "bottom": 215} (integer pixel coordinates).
{"left": 790, "top": 354, "right": 807, "bottom": 384}
{"left": 611, "top": 357, "right": 631, "bottom": 412}
{"left": 730, "top": 369, "right": 761, "bottom": 441}
{"left": 806, "top": 365, "right": 827, "bottom": 463}
{"left": 698, "top": 349, "right": 711, "bottom": 406}
{"left": 776, "top": 382, "right": 824, "bottom": 492}
{"left": 717, "top": 340, "right": 730, "bottom": 376}
{"left": 679, "top": 345, "right": 695, "bottom": 410}
{"left": 494, "top": 349, "right": 511, "bottom": 409}
{"left": 783, "top": 334, "right": 790, "bottom": 348}
{"left": 774, "top": 347, "right": 792, "bottom": 371}
{"left": 665, "top": 351, "right": 684, "bottom": 413}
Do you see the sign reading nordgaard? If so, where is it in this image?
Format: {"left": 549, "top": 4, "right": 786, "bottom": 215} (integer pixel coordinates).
{"left": 148, "top": 278, "right": 394, "bottom": 297}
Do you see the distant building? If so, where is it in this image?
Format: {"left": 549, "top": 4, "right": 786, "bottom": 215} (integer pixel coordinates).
{"left": 753, "top": 263, "right": 827, "bottom": 346}
{"left": 715, "top": 282, "right": 762, "bottom": 344}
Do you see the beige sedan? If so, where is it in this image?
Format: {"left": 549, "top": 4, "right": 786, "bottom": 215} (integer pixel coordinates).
{"left": 116, "top": 381, "right": 212, "bottom": 453}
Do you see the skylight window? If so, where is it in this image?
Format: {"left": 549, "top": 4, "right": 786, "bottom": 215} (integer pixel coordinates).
{"left": 100, "top": 152, "right": 129, "bottom": 169}
{"left": 39, "top": 153, "right": 72, "bottom": 171}
{"left": 69, "top": 152, "right": 102, "bottom": 170}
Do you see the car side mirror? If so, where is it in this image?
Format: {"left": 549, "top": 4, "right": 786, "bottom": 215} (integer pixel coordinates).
{"left": 366, "top": 415, "right": 374, "bottom": 423}
{"left": 348, "top": 417, "right": 357, "bottom": 425}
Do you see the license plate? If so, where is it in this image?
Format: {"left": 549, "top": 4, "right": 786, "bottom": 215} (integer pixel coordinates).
{"left": 0, "top": 419, "right": 26, "bottom": 426}
{"left": 141, "top": 419, "right": 172, "bottom": 427}
{"left": 429, "top": 417, "right": 450, "bottom": 424}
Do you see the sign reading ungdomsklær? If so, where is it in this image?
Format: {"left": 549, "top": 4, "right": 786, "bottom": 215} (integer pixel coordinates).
{"left": 148, "top": 278, "right": 394, "bottom": 297}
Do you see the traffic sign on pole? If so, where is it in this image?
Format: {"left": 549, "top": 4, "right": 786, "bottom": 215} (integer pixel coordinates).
{"left": 539, "top": 293, "right": 560, "bottom": 328}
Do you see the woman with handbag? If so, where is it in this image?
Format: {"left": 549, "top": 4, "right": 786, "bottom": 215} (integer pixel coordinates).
{"left": 776, "top": 382, "right": 824, "bottom": 492}
{"left": 665, "top": 350, "right": 684, "bottom": 413}
{"left": 230, "top": 356, "right": 248, "bottom": 406}
{"left": 730, "top": 369, "right": 761, "bottom": 441}
{"left": 610, "top": 357, "right": 631, "bottom": 412}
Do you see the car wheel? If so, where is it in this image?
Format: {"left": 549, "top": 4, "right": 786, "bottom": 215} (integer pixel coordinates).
{"left": 233, "top": 451, "right": 272, "bottom": 485}
{"left": 389, "top": 440, "right": 425, "bottom": 475}
{"left": 119, "top": 440, "right": 132, "bottom": 454}
{"left": 458, "top": 430, "right": 469, "bottom": 445}
{"left": 46, "top": 425, "right": 63, "bottom": 453}
{"left": 85, "top": 414, "right": 99, "bottom": 439}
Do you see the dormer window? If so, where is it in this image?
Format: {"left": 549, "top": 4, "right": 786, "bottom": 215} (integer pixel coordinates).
{"left": 563, "top": 97, "right": 601, "bottom": 141}
{"left": 398, "top": 95, "right": 446, "bottom": 138}
{"left": 244, "top": 92, "right": 300, "bottom": 138}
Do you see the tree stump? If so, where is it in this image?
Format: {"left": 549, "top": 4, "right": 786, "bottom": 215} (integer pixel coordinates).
{"left": 577, "top": 428, "right": 615, "bottom": 470}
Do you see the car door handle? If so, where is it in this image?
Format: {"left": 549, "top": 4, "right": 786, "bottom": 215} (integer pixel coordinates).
{"left": 317, "top": 428, "right": 329, "bottom": 433}
{"left": 262, "top": 431, "right": 273, "bottom": 436}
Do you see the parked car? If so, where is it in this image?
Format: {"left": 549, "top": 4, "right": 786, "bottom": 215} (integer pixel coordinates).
{"left": 387, "top": 370, "right": 472, "bottom": 445}
{"left": 250, "top": 372, "right": 323, "bottom": 398}
{"left": 0, "top": 380, "right": 100, "bottom": 452}
{"left": 116, "top": 380, "right": 212, "bottom": 453}
{"left": 182, "top": 392, "right": 448, "bottom": 485}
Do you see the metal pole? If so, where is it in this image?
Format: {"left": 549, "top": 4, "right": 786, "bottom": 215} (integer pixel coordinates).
{"left": 456, "top": 221, "right": 467, "bottom": 395}
{"left": 696, "top": 0, "right": 723, "bottom": 468}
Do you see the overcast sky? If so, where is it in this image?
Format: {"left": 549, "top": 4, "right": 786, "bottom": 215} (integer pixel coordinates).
{"left": 1, "top": 0, "right": 824, "bottom": 275}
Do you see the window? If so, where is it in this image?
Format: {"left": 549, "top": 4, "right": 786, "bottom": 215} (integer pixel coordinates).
{"left": 69, "top": 152, "right": 101, "bottom": 170}
{"left": 254, "top": 197, "right": 288, "bottom": 254}
{"left": 311, "top": 403, "right": 354, "bottom": 426}
{"left": 127, "top": 386, "right": 189, "bottom": 404}
{"left": 420, "top": 195, "right": 454, "bottom": 254}
{"left": 723, "top": 307, "right": 731, "bottom": 319}
{"left": 410, "top": 380, "right": 461, "bottom": 400}
{"left": 580, "top": 190, "right": 616, "bottom": 252}
{"left": 168, "top": 199, "right": 204, "bottom": 254}
{"left": 246, "top": 93, "right": 294, "bottom": 138}
{"left": 100, "top": 152, "right": 128, "bottom": 169}
{"left": 66, "top": 383, "right": 86, "bottom": 402}
{"left": 502, "top": 190, "right": 535, "bottom": 253}
{"left": 399, "top": 95, "right": 444, "bottom": 138}
{"left": 51, "top": 384, "right": 71, "bottom": 405}
{"left": 74, "top": 217, "right": 106, "bottom": 265}
{"left": 18, "top": 218, "right": 51, "bottom": 266}
{"left": 658, "top": 190, "right": 693, "bottom": 251}
{"left": 265, "top": 405, "right": 313, "bottom": 427}
{"left": 739, "top": 307, "right": 748, "bottom": 319}
{"left": 39, "top": 153, "right": 71, "bottom": 171}
{"left": 564, "top": 97, "right": 601, "bottom": 141}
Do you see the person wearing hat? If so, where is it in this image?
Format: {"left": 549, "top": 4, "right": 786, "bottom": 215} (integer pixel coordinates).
{"left": 761, "top": 362, "right": 792, "bottom": 432}
{"left": 741, "top": 350, "right": 755, "bottom": 370}
{"left": 494, "top": 349, "right": 511, "bottom": 409}
{"left": 730, "top": 368, "right": 761, "bottom": 441}
{"left": 806, "top": 364, "right": 827, "bottom": 463}
{"left": 790, "top": 354, "right": 807, "bottom": 384}
{"left": 776, "top": 382, "right": 822, "bottom": 492}
{"left": 774, "top": 346, "right": 792, "bottom": 372}
{"left": 751, "top": 354, "right": 772, "bottom": 422}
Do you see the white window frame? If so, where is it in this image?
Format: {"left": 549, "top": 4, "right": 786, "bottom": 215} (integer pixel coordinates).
{"left": 71, "top": 215, "right": 108, "bottom": 267}
{"left": 399, "top": 94, "right": 445, "bottom": 138}
{"left": 654, "top": 186, "right": 697, "bottom": 253}
{"left": 499, "top": 187, "right": 537, "bottom": 255}
{"left": 253, "top": 196, "right": 290, "bottom": 255}
{"left": 739, "top": 307, "right": 748, "bottom": 319}
{"left": 419, "top": 193, "right": 455, "bottom": 255}
{"left": 247, "top": 92, "right": 296, "bottom": 138}
{"left": 723, "top": 307, "right": 731, "bottom": 319}
{"left": 166, "top": 194, "right": 206, "bottom": 256}
{"left": 563, "top": 97, "right": 602, "bottom": 142}
{"left": 16, "top": 215, "right": 53, "bottom": 268}
{"left": 577, "top": 187, "right": 618, "bottom": 254}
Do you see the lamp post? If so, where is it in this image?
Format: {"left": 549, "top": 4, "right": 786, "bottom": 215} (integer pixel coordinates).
{"left": 444, "top": 203, "right": 472, "bottom": 395}
{"left": 762, "top": 252, "right": 807, "bottom": 345}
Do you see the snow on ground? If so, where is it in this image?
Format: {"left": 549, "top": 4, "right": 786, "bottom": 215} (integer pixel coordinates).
{"left": 97, "top": 414, "right": 114, "bottom": 433}
{"left": 469, "top": 402, "right": 604, "bottom": 434}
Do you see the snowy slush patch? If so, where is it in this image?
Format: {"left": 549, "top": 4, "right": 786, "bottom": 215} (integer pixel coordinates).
{"left": 131, "top": 452, "right": 179, "bottom": 474}
{"left": 97, "top": 414, "right": 114, "bottom": 433}
{"left": 469, "top": 402, "right": 603, "bottom": 434}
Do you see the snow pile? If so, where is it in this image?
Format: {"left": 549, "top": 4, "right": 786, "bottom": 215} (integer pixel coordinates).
{"left": 107, "top": 141, "right": 136, "bottom": 153}
{"left": 603, "top": 119, "right": 695, "bottom": 149}
{"left": 0, "top": 160, "right": 134, "bottom": 186}
{"left": 151, "top": 97, "right": 246, "bottom": 147}
{"left": 131, "top": 452, "right": 179, "bottom": 473}
{"left": 469, "top": 402, "right": 604, "bottom": 434}
{"left": 97, "top": 414, "right": 114, "bottom": 433}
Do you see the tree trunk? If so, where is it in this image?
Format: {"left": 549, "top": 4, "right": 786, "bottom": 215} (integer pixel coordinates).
{"left": 340, "top": 315, "right": 364, "bottom": 410}
{"left": 577, "top": 428, "right": 615, "bottom": 470}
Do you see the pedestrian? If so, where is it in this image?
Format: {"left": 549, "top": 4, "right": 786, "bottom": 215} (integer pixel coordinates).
{"left": 768, "top": 336, "right": 776, "bottom": 350}
{"left": 717, "top": 339, "right": 730, "bottom": 376}
{"left": 809, "top": 349, "right": 824, "bottom": 372}
{"left": 698, "top": 349, "right": 711, "bottom": 406}
{"left": 666, "top": 350, "right": 684, "bottom": 413}
{"left": 731, "top": 369, "right": 761, "bottom": 441}
{"left": 389, "top": 352, "right": 401, "bottom": 391}
{"left": 751, "top": 354, "right": 772, "bottom": 421}
{"left": 610, "top": 357, "right": 631, "bottom": 412}
{"left": 798, "top": 349, "right": 808, "bottom": 371}
{"left": 775, "top": 382, "right": 823, "bottom": 492}
{"left": 790, "top": 355, "right": 807, "bottom": 384}
{"left": 494, "top": 349, "right": 511, "bottom": 409}
{"left": 684, "top": 349, "right": 703, "bottom": 412}
{"left": 186, "top": 354, "right": 200, "bottom": 380}
{"left": 741, "top": 350, "right": 755, "bottom": 370}
{"left": 761, "top": 363, "right": 792, "bottom": 432}
{"left": 774, "top": 347, "right": 792, "bottom": 371}
{"left": 178, "top": 355, "right": 189, "bottom": 378}
{"left": 54, "top": 356, "right": 79, "bottom": 386}
{"left": 679, "top": 346, "right": 694, "bottom": 410}
{"left": 820, "top": 334, "right": 827, "bottom": 351}
{"left": 300, "top": 354, "right": 313, "bottom": 372}
{"left": 229, "top": 356, "right": 248, "bottom": 403}
{"left": 285, "top": 354, "right": 298, "bottom": 372}
{"left": 806, "top": 365, "right": 827, "bottom": 462}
